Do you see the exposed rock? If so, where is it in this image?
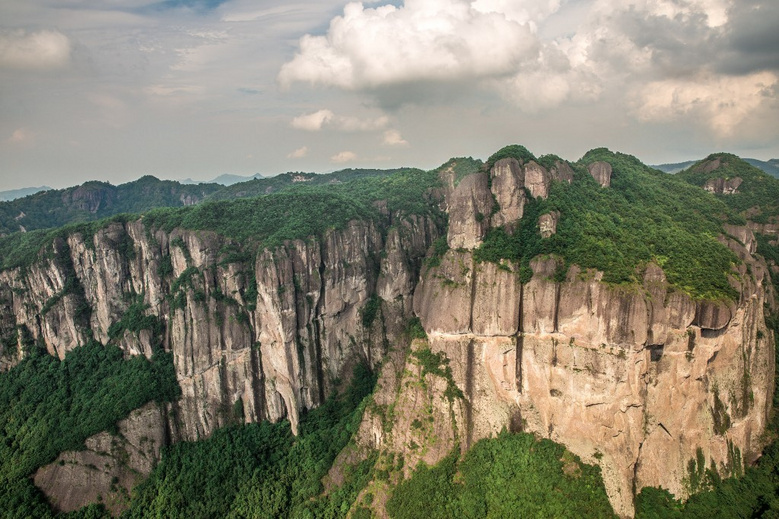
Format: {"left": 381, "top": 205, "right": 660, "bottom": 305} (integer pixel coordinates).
{"left": 489, "top": 158, "right": 526, "bottom": 232}
{"left": 63, "top": 183, "right": 113, "bottom": 213}
{"left": 724, "top": 224, "right": 757, "bottom": 254}
{"left": 699, "top": 157, "right": 722, "bottom": 173}
{"left": 695, "top": 300, "right": 733, "bottom": 330}
{"left": 588, "top": 161, "right": 612, "bottom": 187}
{"left": 471, "top": 260, "right": 521, "bottom": 336}
{"left": 550, "top": 161, "right": 575, "bottom": 184}
{"left": 539, "top": 211, "right": 560, "bottom": 238}
{"left": 34, "top": 403, "right": 167, "bottom": 515}
{"left": 413, "top": 250, "right": 474, "bottom": 335}
{"left": 358, "top": 243, "right": 773, "bottom": 518}
{"left": 704, "top": 177, "right": 743, "bottom": 194}
{"left": 446, "top": 173, "right": 493, "bottom": 249}
{"left": 524, "top": 160, "right": 552, "bottom": 199}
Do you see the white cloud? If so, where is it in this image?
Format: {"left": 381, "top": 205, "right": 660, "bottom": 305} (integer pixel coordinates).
{"left": 634, "top": 71, "right": 778, "bottom": 136}
{"left": 383, "top": 129, "right": 408, "bottom": 146}
{"left": 287, "top": 145, "right": 308, "bottom": 158}
{"left": 291, "top": 109, "right": 389, "bottom": 132}
{"left": 472, "top": 0, "right": 561, "bottom": 26}
{"left": 0, "top": 29, "right": 71, "bottom": 69}
{"left": 292, "top": 109, "right": 335, "bottom": 131}
{"left": 278, "top": 0, "right": 540, "bottom": 90}
{"left": 331, "top": 150, "right": 357, "bottom": 163}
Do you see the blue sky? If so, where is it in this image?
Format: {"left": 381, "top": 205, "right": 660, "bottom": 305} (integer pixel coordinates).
{"left": 0, "top": 0, "right": 777, "bottom": 191}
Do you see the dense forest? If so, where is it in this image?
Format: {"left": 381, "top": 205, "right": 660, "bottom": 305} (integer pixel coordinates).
{"left": 0, "top": 146, "right": 778, "bottom": 518}
{"left": 0, "top": 168, "right": 419, "bottom": 237}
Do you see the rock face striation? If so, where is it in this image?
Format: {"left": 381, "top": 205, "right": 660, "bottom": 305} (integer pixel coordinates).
{"left": 0, "top": 210, "right": 439, "bottom": 512}
{"left": 351, "top": 161, "right": 776, "bottom": 517}
{"left": 0, "top": 154, "right": 775, "bottom": 517}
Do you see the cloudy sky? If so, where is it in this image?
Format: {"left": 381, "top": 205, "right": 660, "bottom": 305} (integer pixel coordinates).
{"left": 0, "top": 0, "right": 777, "bottom": 191}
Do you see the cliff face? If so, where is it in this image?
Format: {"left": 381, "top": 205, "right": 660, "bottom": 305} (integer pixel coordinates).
{"left": 0, "top": 210, "right": 439, "bottom": 512}
{"left": 1, "top": 155, "right": 775, "bottom": 517}
{"left": 352, "top": 158, "right": 776, "bottom": 517}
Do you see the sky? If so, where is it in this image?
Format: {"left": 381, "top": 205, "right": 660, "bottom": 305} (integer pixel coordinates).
{"left": 0, "top": 0, "right": 778, "bottom": 191}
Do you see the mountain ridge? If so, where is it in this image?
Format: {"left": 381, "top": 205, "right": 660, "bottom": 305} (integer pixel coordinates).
{"left": 0, "top": 146, "right": 776, "bottom": 518}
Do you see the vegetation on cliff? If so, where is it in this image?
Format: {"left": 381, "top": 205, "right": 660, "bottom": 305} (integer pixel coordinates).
{"left": 677, "top": 153, "right": 779, "bottom": 223}
{"left": 0, "top": 167, "right": 428, "bottom": 239}
{"left": 0, "top": 176, "right": 223, "bottom": 237}
{"left": 124, "top": 362, "right": 376, "bottom": 518}
{"left": 0, "top": 146, "right": 777, "bottom": 518}
{"left": 386, "top": 432, "right": 615, "bottom": 519}
{"left": 0, "top": 167, "right": 443, "bottom": 272}
{"left": 476, "top": 146, "right": 741, "bottom": 301}
{"left": 0, "top": 340, "right": 179, "bottom": 518}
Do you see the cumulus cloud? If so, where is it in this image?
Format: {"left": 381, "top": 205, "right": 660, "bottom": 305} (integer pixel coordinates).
{"left": 278, "top": 0, "right": 779, "bottom": 126}
{"left": 383, "top": 129, "right": 408, "bottom": 146}
{"left": 0, "top": 30, "right": 72, "bottom": 69}
{"left": 291, "top": 109, "right": 389, "bottom": 132}
{"left": 331, "top": 150, "right": 357, "bottom": 163}
{"left": 287, "top": 146, "right": 308, "bottom": 158}
{"left": 278, "top": 0, "right": 540, "bottom": 91}
{"left": 291, "top": 109, "right": 334, "bottom": 131}
{"left": 634, "top": 71, "right": 778, "bottom": 136}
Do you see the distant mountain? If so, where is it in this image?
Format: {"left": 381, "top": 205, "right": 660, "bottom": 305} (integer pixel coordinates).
{"left": 651, "top": 161, "right": 697, "bottom": 174}
{"left": 178, "top": 173, "right": 266, "bottom": 186}
{"left": 744, "top": 158, "right": 779, "bottom": 179}
{"left": 205, "top": 167, "right": 419, "bottom": 201}
{"left": 0, "top": 186, "right": 51, "bottom": 202}
{"left": 654, "top": 157, "right": 779, "bottom": 178}
{"left": 209, "top": 173, "right": 266, "bottom": 185}
{"left": 0, "top": 175, "right": 222, "bottom": 236}
{"left": 676, "top": 152, "right": 779, "bottom": 221}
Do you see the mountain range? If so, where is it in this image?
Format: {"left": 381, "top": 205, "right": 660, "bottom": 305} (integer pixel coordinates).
{"left": 0, "top": 146, "right": 777, "bottom": 518}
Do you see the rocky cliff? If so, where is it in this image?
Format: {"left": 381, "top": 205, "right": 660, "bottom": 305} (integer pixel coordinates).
{"left": 0, "top": 151, "right": 775, "bottom": 517}
{"left": 348, "top": 156, "right": 776, "bottom": 517}
{"left": 0, "top": 208, "right": 440, "bottom": 512}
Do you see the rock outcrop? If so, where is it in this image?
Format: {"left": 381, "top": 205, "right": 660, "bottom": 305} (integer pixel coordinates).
{"left": 34, "top": 403, "right": 168, "bottom": 515}
{"left": 351, "top": 165, "right": 775, "bottom": 518}
{"left": 704, "top": 177, "right": 743, "bottom": 195}
{"left": 588, "top": 161, "right": 613, "bottom": 187}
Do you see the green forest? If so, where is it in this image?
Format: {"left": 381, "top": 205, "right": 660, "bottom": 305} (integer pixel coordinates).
{"left": 475, "top": 146, "right": 743, "bottom": 301}
{"left": 0, "top": 339, "right": 179, "bottom": 518}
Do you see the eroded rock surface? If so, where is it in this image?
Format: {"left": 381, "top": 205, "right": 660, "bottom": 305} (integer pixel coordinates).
{"left": 351, "top": 167, "right": 775, "bottom": 518}
{"left": 34, "top": 403, "right": 167, "bottom": 515}
{"left": 704, "top": 177, "right": 743, "bottom": 194}
{"left": 588, "top": 161, "right": 613, "bottom": 187}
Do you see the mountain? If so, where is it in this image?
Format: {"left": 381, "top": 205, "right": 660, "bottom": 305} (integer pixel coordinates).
{"left": 651, "top": 160, "right": 697, "bottom": 174}
{"left": 0, "top": 169, "right": 419, "bottom": 237}
{"left": 0, "top": 175, "right": 223, "bottom": 236}
{"left": 0, "top": 186, "right": 52, "bottom": 202}
{"left": 205, "top": 167, "right": 425, "bottom": 201}
{"left": 745, "top": 158, "right": 779, "bottom": 178}
{"left": 177, "top": 173, "right": 266, "bottom": 185}
{"left": 0, "top": 147, "right": 777, "bottom": 518}
{"left": 654, "top": 157, "right": 779, "bottom": 178}
{"left": 208, "top": 172, "right": 266, "bottom": 185}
